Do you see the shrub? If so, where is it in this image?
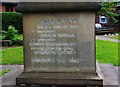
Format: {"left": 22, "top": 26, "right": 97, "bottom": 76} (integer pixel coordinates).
{"left": 2, "top": 26, "right": 23, "bottom": 46}
{"left": 13, "top": 39, "right": 23, "bottom": 46}
{"left": 1, "top": 12, "right": 23, "bottom": 33}
{"left": 4, "top": 25, "right": 18, "bottom": 41}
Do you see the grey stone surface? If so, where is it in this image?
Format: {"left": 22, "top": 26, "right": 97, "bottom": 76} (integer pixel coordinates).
{"left": 15, "top": 2, "right": 102, "bottom": 86}
{"left": 19, "top": 0, "right": 102, "bottom": 2}
{"left": 1, "top": 64, "right": 119, "bottom": 86}
{"left": 99, "top": 64, "right": 119, "bottom": 86}
{"left": 22, "top": 13, "right": 96, "bottom": 72}
{"left": 16, "top": 2, "right": 101, "bottom": 12}
{"left": 16, "top": 72, "right": 103, "bottom": 86}
{"left": 1, "top": 65, "right": 23, "bottom": 86}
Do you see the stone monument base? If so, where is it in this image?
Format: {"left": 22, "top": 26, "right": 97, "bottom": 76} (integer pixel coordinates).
{"left": 16, "top": 72, "right": 103, "bottom": 87}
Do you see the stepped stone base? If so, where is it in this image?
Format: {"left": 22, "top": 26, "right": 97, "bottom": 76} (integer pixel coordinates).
{"left": 2, "top": 64, "right": 119, "bottom": 86}
{"left": 16, "top": 72, "right": 103, "bottom": 87}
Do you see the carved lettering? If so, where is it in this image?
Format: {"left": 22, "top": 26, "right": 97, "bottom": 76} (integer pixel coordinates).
{"left": 29, "top": 17, "right": 79, "bottom": 64}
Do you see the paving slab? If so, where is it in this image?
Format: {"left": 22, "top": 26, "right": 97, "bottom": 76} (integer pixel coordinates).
{"left": 99, "top": 64, "right": 119, "bottom": 85}
{"left": 96, "top": 36, "right": 120, "bottom": 43}
{"left": 0, "top": 65, "right": 23, "bottom": 87}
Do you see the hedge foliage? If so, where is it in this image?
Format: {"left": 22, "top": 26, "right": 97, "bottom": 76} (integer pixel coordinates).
{"left": 1, "top": 12, "right": 23, "bottom": 33}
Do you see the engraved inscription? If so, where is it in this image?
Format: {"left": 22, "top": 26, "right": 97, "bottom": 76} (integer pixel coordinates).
{"left": 29, "top": 18, "right": 79, "bottom": 64}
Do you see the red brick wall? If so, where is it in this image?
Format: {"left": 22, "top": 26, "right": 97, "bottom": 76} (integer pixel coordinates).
{"left": 95, "top": 15, "right": 99, "bottom": 23}
{"left": 0, "top": 5, "right": 16, "bottom": 12}
{"left": 2, "top": 5, "right": 6, "bottom": 12}
{"left": 13, "top": 6, "right": 16, "bottom": 12}
{"left": 0, "top": 5, "right": 2, "bottom": 12}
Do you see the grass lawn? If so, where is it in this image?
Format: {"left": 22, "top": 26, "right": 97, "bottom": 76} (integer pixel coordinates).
{"left": 0, "top": 69, "right": 11, "bottom": 77}
{"left": 1, "top": 46, "right": 23, "bottom": 64}
{"left": 112, "top": 35, "right": 120, "bottom": 40}
{"left": 96, "top": 40, "right": 119, "bottom": 66}
{"left": 1, "top": 40, "right": 119, "bottom": 66}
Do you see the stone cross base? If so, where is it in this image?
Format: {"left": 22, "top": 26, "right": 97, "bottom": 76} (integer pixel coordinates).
{"left": 16, "top": 72, "right": 103, "bottom": 87}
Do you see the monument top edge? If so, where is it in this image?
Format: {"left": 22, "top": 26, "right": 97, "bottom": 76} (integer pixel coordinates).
{"left": 16, "top": 2, "right": 101, "bottom": 13}
{"left": 19, "top": 0, "right": 103, "bottom": 2}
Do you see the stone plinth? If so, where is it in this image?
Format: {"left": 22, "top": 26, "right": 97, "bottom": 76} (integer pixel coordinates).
{"left": 16, "top": 2, "right": 103, "bottom": 87}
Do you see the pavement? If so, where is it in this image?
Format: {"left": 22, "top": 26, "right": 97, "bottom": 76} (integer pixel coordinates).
{"left": 96, "top": 35, "right": 120, "bottom": 43}
{"left": 0, "top": 64, "right": 119, "bottom": 87}
{"left": 0, "top": 65, "right": 23, "bottom": 87}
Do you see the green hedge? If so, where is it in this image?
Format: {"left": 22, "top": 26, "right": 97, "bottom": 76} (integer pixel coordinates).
{"left": 1, "top": 12, "right": 23, "bottom": 33}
